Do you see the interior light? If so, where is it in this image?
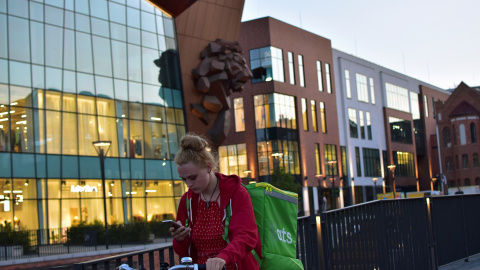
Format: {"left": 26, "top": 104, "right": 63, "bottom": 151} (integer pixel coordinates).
{"left": 151, "top": 117, "right": 162, "bottom": 121}
{"left": 0, "top": 112, "right": 8, "bottom": 116}
{"left": 121, "top": 114, "right": 126, "bottom": 118}
{"left": 16, "top": 120, "right": 27, "bottom": 125}
{"left": 21, "top": 115, "right": 27, "bottom": 118}
{"left": 145, "top": 189, "right": 157, "bottom": 193}
{"left": 0, "top": 118, "right": 8, "bottom": 122}
{"left": 10, "top": 102, "right": 17, "bottom": 105}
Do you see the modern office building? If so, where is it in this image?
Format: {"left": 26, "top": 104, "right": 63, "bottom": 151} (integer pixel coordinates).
{"left": 436, "top": 82, "right": 480, "bottom": 192}
{"left": 219, "top": 17, "right": 343, "bottom": 214}
{"left": 0, "top": 0, "right": 188, "bottom": 231}
{"left": 333, "top": 49, "right": 450, "bottom": 202}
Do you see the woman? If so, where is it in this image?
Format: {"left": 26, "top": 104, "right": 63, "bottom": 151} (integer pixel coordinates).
{"left": 170, "top": 133, "right": 261, "bottom": 270}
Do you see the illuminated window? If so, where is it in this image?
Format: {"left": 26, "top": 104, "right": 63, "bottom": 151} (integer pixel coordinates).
{"left": 234, "top": 98, "right": 245, "bottom": 132}
{"left": 311, "top": 100, "right": 317, "bottom": 132}
{"left": 315, "top": 143, "right": 322, "bottom": 175}
{"left": 424, "top": 95, "right": 429, "bottom": 118}
{"left": 254, "top": 93, "right": 296, "bottom": 130}
{"left": 389, "top": 117, "right": 412, "bottom": 144}
{"left": 324, "top": 144, "right": 338, "bottom": 176}
{"left": 320, "top": 102, "right": 327, "bottom": 134}
{"left": 393, "top": 151, "right": 415, "bottom": 177}
{"left": 219, "top": 144, "right": 248, "bottom": 178}
{"left": 302, "top": 98, "right": 308, "bottom": 131}
{"left": 256, "top": 140, "right": 300, "bottom": 176}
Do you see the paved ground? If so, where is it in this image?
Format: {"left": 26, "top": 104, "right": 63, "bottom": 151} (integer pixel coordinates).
{"left": 439, "top": 253, "right": 480, "bottom": 270}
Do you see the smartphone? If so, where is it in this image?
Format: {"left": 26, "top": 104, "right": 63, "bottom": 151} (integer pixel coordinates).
{"left": 162, "top": 220, "right": 181, "bottom": 229}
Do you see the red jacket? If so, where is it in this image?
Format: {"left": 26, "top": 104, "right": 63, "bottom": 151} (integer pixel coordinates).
{"left": 173, "top": 173, "right": 261, "bottom": 269}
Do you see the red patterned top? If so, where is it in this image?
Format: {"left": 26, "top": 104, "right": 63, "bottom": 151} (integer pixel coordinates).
{"left": 191, "top": 198, "right": 236, "bottom": 270}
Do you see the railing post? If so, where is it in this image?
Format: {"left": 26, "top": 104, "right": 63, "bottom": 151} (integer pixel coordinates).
{"left": 315, "top": 214, "right": 326, "bottom": 270}
{"left": 461, "top": 196, "right": 469, "bottom": 262}
{"left": 425, "top": 197, "right": 438, "bottom": 270}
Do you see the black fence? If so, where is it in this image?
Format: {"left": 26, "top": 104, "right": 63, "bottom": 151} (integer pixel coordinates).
{"left": 4, "top": 194, "right": 480, "bottom": 269}
{"left": 0, "top": 223, "right": 172, "bottom": 261}
{"left": 296, "top": 193, "right": 480, "bottom": 270}
{"left": 73, "top": 245, "right": 178, "bottom": 270}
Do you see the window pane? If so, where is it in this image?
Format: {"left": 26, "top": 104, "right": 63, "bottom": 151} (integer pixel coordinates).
{"left": 76, "top": 32, "right": 93, "bottom": 73}
{"left": 30, "top": 21, "right": 44, "bottom": 65}
{"left": 46, "top": 110, "right": 61, "bottom": 154}
{"left": 62, "top": 112, "right": 78, "bottom": 155}
{"left": 8, "top": 16, "right": 30, "bottom": 62}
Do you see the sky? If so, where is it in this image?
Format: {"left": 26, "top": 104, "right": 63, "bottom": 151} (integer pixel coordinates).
{"left": 241, "top": 0, "right": 480, "bottom": 90}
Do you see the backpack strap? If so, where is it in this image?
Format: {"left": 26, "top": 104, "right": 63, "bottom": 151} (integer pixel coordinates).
{"left": 222, "top": 197, "right": 262, "bottom": 266}
{"left": 185, "top": 194, "right": 190, "bottom": 228}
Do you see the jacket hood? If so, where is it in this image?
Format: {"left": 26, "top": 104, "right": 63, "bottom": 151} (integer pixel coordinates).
{"left": 186, "top": 172, "right": 242, "bottom": 210}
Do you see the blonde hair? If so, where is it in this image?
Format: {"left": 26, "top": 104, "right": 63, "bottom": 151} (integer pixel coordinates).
{"left": 174, "top": 133, "right": 218, "bottom": 170}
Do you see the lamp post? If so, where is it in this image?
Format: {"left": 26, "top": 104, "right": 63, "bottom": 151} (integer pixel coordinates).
{"left": 327, "top": 160, "right": 338, "bottom": 209}
{"left": 431, "top": 177, "right": 437, "bottom": 191}
{"left": 387, "top": 164, "right": 396, "bottom": 199}
{"left": 315, "top": 174, "right": 325, "bottom": 212}
{"left": 271, "top": 152, "right": 283, "bottom": 185}
{"left": 243, "top": 170, "right": 253, "bottom": 183}
{"left": 372, "top": 178, "right": 378, "bottom": 200}
{"left": 93, "top": 140, "right": 111, "bottom": 249}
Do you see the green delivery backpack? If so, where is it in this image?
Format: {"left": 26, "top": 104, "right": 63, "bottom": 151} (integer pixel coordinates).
{"left": 223, "top": 182, "right": 304, "bottom": 270}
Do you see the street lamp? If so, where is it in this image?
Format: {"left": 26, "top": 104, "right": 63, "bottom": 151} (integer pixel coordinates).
{"left": 243, "top": 170, "right": 253, "bottom": 183}
{"left": 387, "top": 164, "right": 396, "bottom": 199}
{"left": 93, "top": 140, "right": 111, "bottom": 249}
{"left": 372, "top": 178, "right": 378, "bottom": 200}
{"left": 327, "top": 160, "right": 338, "bottom": 209}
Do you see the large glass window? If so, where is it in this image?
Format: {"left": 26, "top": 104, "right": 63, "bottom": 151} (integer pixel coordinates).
{"left": 316, "top": 61, "right": 323, "bottom": 92}
{"left": 250, "top": 47, "right": 284, "bottom": 83}
{"left": 393, "top": 151, "right": 415, "bottom": 177}
{"left": 389, "top": 117, "right": 413, "bottom": 144}
{"left": 363, "top": 148, "right": 381, "bottom": 177}
{"left": 219, "top": 144, "right": 248, "bottom": 178}
{"left": 234, "top": 98, "right": 245, "bottom": 132}
{"left": 344, "top": 70, "right": 351, "bottom": 99}
{"left": 311, "top": 100, "right": 317, "bottom": 132}
{"left": 288, "top": 52, "right": 295, "bottom": 85}
{"left": 386, "top": 83, "right": 410, "bottom": 112}
{"left": 348, "top": 108, "right": 358, "bottom": 138}
{"left": 254, "top": 93, "right": 296, "bottom": 130}
{"left": 324, "top": 144, "right": 338, "bottom": 176}
{"left": 257, "top": 140, "right": 300, "bottom": 177}
{"left": 325, "top": 63, "right": 332, "bottom": 94}
{"left": 298, "top": 55, "right": 305, "bottom": 87}
{"left": 356, "top": 73, "right": 368, "bottom": 103}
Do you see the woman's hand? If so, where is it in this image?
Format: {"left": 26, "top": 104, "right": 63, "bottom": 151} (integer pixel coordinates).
{"left": 169, "top": 221, "right": 191, "bottom": 242}
{"left": 206, "top": 257, "right": 226, "bottom": 270}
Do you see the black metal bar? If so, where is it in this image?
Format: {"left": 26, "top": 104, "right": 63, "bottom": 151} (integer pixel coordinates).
{"left": 149, "top": 251, "right": 155, "bottom": 270}
{"left": 169, "top": 247, "right": 175, "bottom": 266}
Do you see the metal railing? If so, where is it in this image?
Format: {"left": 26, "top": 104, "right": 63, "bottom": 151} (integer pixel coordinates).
{"left": 73, "top": 245, "right": 178, "bottom": 270}
{"left": 0, "top": 224, "right": 172, "bottom": 261}
{"left": 296, "top": 194, "right": 480, "bottom": 270}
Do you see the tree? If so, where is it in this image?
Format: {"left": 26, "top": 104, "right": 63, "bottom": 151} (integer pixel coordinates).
{"left": 271, "top": 167, "right": 302, "bottom": 195}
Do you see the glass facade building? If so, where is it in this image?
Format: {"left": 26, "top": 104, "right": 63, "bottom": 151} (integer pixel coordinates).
{"left": 0, "top": 0, "right": 186, "bottom": 231}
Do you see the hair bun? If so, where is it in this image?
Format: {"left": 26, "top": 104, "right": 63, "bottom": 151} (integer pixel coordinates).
{"left": 180, "top": 134, "right": 208, "bottom": 152}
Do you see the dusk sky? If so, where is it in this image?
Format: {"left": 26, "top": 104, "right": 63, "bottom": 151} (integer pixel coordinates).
{"left": 242, "top": 0, "right": 480, "bottom": 90}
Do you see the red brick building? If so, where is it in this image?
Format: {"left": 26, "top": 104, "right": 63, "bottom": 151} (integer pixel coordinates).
{"left": 436, "top": 82, "right": 480, "bottom": 191}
